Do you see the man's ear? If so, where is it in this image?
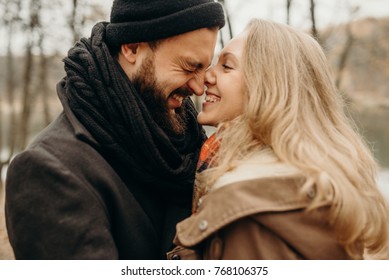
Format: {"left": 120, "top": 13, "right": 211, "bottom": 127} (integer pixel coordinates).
{"left": 120, "top": 43, "right": 140, "bottom": 64}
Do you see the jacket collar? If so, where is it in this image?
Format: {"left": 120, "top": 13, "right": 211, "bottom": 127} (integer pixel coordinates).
{"left": 175, "top": 175, "right": 320, "bottom": 247}
{"left": 57, "top": 79, "right": 99, "bottom": 148}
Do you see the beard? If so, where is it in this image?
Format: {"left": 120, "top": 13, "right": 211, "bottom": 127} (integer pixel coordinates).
{"left": 131, "top": 55, "right": 190, "bottom": 136}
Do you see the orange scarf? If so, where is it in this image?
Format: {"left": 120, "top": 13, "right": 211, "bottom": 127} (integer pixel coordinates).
{"left": 192, "top": 133, "right": 220, "bottom": 213}
{"left": 196, "top": 133, "right": 219, "bottom": 172}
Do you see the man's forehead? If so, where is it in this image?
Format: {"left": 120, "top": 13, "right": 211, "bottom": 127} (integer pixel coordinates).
{"left": 161, "top": 28, "right": 218, "bottom": 52}
{"left": 155, "top": 29, "right": 218, "bottom": 66}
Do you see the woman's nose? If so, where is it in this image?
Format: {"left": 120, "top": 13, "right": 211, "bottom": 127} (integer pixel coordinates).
{"left": 205, "top": 66, "right": 216, "bottom": 85}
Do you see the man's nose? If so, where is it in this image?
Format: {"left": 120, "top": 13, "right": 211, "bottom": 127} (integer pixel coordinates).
{"left": 187, "top": 75, "right": 205, "bottom": 96}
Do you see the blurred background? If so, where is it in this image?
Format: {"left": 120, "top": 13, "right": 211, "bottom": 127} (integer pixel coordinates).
{"left": 1, "top": 0, "right": 389, "bottom": 259}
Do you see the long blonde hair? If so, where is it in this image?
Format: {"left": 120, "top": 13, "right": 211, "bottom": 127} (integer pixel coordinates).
{"left": 198, "top": 18, "right": 389, "bottom": 258}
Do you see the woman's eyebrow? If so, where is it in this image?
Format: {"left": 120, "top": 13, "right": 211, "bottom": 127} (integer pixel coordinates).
{"left": 221, "top": 52, "right": 237, "bottom": 60}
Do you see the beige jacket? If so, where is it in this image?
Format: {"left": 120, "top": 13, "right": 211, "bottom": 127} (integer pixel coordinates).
{"left": 168, "top": 154, "right": 357, "bottom": 260}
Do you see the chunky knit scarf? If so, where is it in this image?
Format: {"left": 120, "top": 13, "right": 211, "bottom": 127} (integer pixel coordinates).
{"left": 59, "top": 22, "right": 206, "bottom": 204}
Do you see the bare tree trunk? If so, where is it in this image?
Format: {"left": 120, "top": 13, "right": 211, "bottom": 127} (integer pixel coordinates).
{"left": 224, "top": 1, "right": 233, "bottom": 39}
{"left": 217, "top": 0, "right": 234, "bottom": 48}
{"left": 69, "top": 0, "right": 89, "bottom": 44}
{"left": 309, "top": 0, "right": 320, "bottom": 41}
{"left": 19, "top": 0, "right": 41, "bottom": 149}
{"left": 6, "top": 22, "right": 17, "bottom": 157}
{"left": 0, "top": 162, "right": 4, "bottom": 211}
{"left": 0, "top": 0, "right": 18, "bottom": 260}
{"left": 335, "top": 23, "right": 355, "bottom": 89}
{"left": 70, "top": 0, "right": 80, "bottom": 43}
{"left": 0, "top": 95, "right": 3, "bottom": 168}
{"left": 1, "top": 0, "right": 21, "bottom": 163}
{"left": 40, "top": 57, "right": 51, "bottom": 126}
{"left": 334, "top": 6, "right": 359, "bottom": 90}
{"left": 0, "top": 163, "right": 4, "bottom": 191}
{"left": 218, "top": 0, "right": 226, "bottom": 48}
{"left": 286, "top": 0, "right": 293, "bottom": 24}
{"left": 19, "top": 41, "right": 34, "bottom": 150}
{"left": 38, "top": 30, "right": 51, "bottom": 125}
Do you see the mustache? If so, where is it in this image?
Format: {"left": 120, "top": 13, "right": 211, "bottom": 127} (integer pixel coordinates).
{"left": 171, "top": 87, "right": 193, "bottom": 98}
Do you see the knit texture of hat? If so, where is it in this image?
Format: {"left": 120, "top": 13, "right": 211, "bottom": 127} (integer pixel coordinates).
{"left": 106, "top": 0, "right": 225, "bottom": 46}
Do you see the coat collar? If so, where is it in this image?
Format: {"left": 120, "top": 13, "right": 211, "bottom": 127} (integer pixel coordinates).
{"left": 175, "top": 175, "right": 321, "bottom": 247}
{"left": 57, "top": 79, "right": 99, "bottom": 148}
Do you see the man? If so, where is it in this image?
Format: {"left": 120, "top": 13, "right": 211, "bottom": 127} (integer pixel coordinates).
{"left": 5, "top": 0, "right": 225, "bottom": 259}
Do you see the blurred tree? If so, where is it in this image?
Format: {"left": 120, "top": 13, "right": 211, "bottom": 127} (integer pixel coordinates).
{"left": 2, "top": 0, "right": 108, "bottom": 156}
{"left": 286, "top": 0, "right": 293, "bottom": 24}
{"left": 334, "top": 6, "right": 360, "bottom": 91}
{"left": 0, "top": 0, "right": 22, "bottom": 190}
{"left": 19, "top": 0, "right": 42, "bottom": 150}
{"left": 217, "top": 0, "right": 233, "bottom": 48}
{"left": 37, "top": 25, "right": 51, "bottom": 126}
{"left": 69, "top": 0, "right": 86, "bottom": 43}
{"left": 309, "top": 0, "right": 319, "bottom": 42}
{"left": 335, "top": 22, "right": 355, "bottom": 90}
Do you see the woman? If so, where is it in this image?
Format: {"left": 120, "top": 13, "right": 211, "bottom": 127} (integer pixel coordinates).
{"left": 167, "top": 18, "right": 389, "bottom": 259}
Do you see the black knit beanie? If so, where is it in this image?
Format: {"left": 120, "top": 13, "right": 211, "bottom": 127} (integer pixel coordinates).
{"left": 106, "top": 0, "right": 225, "bottom": 46}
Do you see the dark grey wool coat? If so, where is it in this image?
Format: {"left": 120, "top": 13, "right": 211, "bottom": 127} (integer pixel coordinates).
{"left": 5, "top": 88, "right": 195, "bottom": 260}
{"left": 5, "top": 21, "right": 206, "bottom": 259}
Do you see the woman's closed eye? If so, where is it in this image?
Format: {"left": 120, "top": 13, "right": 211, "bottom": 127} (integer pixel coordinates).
{"left": 222, "top": 63, "right": 234, "bottom": 70}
